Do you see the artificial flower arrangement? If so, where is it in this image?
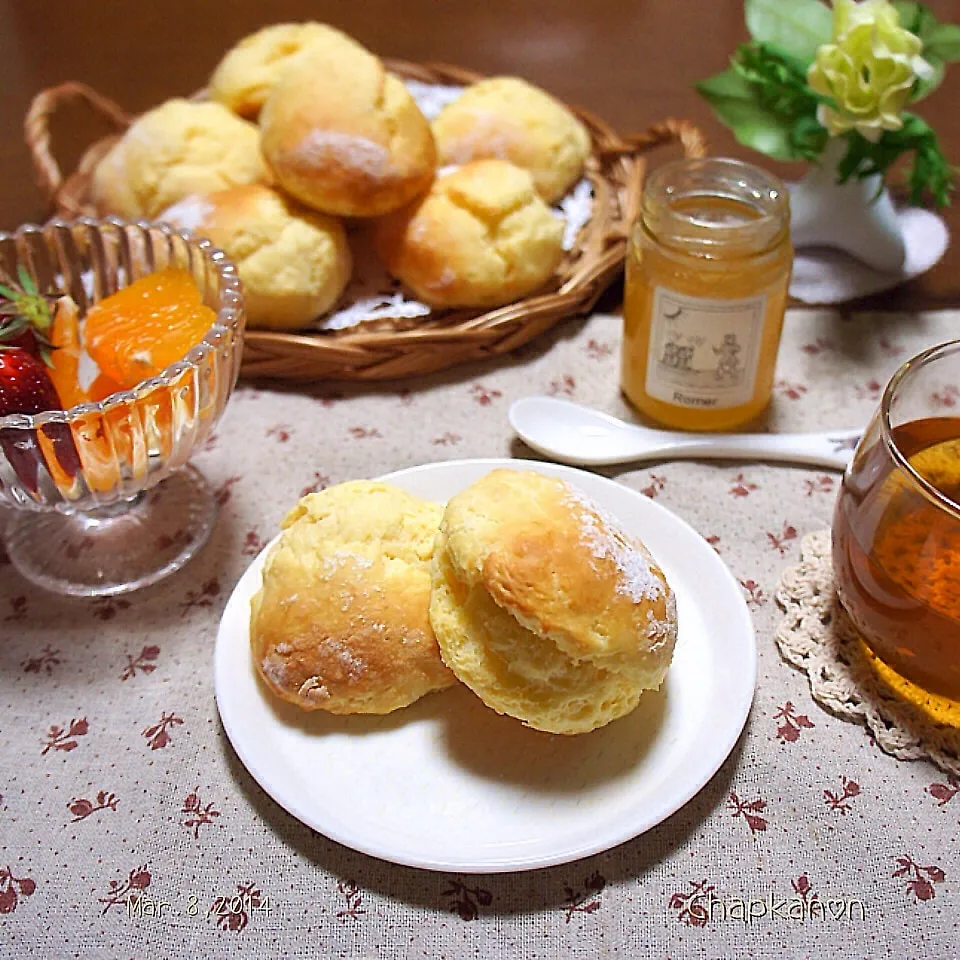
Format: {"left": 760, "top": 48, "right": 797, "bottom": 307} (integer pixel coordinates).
{"left": 698, "top": 0, "right": 959, "bottom": 206}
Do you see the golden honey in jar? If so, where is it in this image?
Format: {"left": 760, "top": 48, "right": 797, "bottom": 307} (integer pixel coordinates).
{"left": 622, "top": 158, "right": 793, "bottom": 431}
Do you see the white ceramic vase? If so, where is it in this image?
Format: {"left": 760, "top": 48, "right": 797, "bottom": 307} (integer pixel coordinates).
{"left": 788, "top": 138, "right": 906, "bottom": 273}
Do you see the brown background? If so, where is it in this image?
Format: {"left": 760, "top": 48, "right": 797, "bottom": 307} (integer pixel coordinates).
{"left": 1, "top": 0, "right": 958, "bottom": 306}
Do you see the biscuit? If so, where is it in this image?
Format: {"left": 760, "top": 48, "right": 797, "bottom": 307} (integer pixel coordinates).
{"left": 161, "top": 185, "right": 351, "bottom": 329}
{"left": 91, "top": 99, "right": 269, "bottom": 219}
{"left": 432, "top": 77, "right": 591, "bottom": 203}
{"left": 373, "top": 160, "right": 564, "bottom": 308}
{"left": 260, "top": 51, "right": 435, "bottom": 217}
{"left": 209, "top": 23, "right": 379, "bottom": 119}
{"left": 251, "top": 481, "right": 456, "bottom": 714}
{"left": 429, "top": 470, "right": 677, "bottom": 734}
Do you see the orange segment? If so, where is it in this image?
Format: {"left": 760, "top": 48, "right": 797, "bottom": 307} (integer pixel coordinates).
{"left": 48, "top": 296, "right": 88, "bottom": 409}
{"left": 87, "top": 372, "right": 126, "bottom": 403}
{"left": 83, "top": 268, "right": 216, "bottom": 389}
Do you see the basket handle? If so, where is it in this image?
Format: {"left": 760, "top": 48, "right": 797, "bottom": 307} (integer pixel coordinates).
{"left": 604, "top": 117, "right": 708, "bottom": 160}
{"left": 24, "top": 82, "right": 131, "bottom": 209}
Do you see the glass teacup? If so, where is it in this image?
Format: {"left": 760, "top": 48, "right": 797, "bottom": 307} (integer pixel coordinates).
{"left": 832, "top": 340, "right": 960, "bottom": 703}
{"left": 0, "top": 218, "right": 244, "bottom": 596}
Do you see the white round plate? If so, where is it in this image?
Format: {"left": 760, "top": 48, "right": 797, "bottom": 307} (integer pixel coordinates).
{"left": 215, "top": 458, "right": 756, "bottom": 873}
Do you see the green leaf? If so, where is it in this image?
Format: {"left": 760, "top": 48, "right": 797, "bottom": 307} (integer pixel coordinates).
{"left": 745, "top": 0, "right": 833, "bottom": 63}
{"left": 16, "top": 265, "right": 36, "bottom": 296}
{"left": 924, "top": 23, "right": 960, "bottom": 61}
{"left": 0, "top": 282, "right": 18, "bottom": 301}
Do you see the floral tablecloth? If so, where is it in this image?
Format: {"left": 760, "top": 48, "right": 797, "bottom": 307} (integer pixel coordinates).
{"left": 2, "top": 307, "right": 959, "bottom": 959}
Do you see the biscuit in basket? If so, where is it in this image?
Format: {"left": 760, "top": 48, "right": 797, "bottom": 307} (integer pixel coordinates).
{"left": 259, "top": 50, "right": 435, "bottom": 217}
{"left": 251, "top": 481, "right": 456, "bottom": 714}
{"left": 91, "top": 99, "right": 269, "bottom": 219}
{"left": 429, "top": 470, "right": 677, "bottom": 734}
{"left": 161, "top": 184, "right": 351, "bottom": 330}
{"left": 432, "top": 77, "right": 591, "bottom": 203}
{"left": 373, "top": 160, "right": 564, "bottom": 309}
{"left": 209, "top": 22, "right": 378, "bottom": 119}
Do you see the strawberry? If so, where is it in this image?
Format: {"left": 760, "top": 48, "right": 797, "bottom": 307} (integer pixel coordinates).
{"left": 0, "top": 265, "right": 56, "bottom": 362}
{"left": 0, "top": 347, "right": 80, "bottom": 493}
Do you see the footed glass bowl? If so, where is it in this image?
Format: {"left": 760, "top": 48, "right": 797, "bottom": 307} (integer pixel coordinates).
{"left": 0, "top": 219, "right": 244, "bottom": 596}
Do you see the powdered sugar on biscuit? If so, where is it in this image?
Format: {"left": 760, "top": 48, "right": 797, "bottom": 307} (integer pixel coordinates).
{"left": 295, "top": 129, "right": 391, "bottom": 177}
{"left": 563, "top": 483, "right": 664, "bottom": 603}
{"left": 160, "top": 194, "right": 215, "bottom": 233}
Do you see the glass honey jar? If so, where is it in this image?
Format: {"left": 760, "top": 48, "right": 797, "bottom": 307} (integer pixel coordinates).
{"left": 621, "top": 158, "right": 793, "bottom": 431}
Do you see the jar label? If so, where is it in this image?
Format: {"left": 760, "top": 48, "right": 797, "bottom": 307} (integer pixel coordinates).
{"left": 644, "top": 287, "right": 766, "bottom": 410}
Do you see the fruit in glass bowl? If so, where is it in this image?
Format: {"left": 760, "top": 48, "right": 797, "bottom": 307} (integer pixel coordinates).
{"left": 0, "top": 218, "right": 245, "bottom": 596}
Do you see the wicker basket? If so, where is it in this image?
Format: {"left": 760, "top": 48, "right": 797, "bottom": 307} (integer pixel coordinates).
{"left": 25, "top": 61, "right": 706, "bottom": 382}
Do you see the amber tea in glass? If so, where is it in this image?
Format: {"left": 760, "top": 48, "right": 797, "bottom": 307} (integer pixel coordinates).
{"left": 833, "top": 341, "right": 960, "bottom": 702}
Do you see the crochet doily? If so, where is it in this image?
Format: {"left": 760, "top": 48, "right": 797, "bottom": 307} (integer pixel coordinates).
{"left": 776, "top": 530, "right": 960, "bottom": 776}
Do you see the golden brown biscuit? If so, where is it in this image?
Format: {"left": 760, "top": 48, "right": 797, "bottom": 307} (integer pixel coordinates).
{"left": 373, "top": 160, "right": 564, "bottom": 309}
{"left": 251, "top": 481, "right": 456, "bottom": 714}
{"left": 429, "top": 469, "right": 677, "bottom": 734}
{"left": 91, "top": 99, "right": 269, "bottom": 220}
{"left": 432, "top": 77, "right": 591, "bottom": 203}
{"left": 209, "top": 23, "right": 379, "bottom": 119}
{"left": 259, "top": 51, "right": 436, "bottom": 217}
{"left": 161, "top": 185, "right": 351, "bottom": 329}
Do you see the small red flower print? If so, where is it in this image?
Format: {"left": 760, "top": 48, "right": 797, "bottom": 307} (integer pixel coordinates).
{"left": 548, "top": 375, "right": 576, "bottom": 397}
{"left": 198, "top": 431, "right": 219, "bottom": 452}
{"left": 928, "top": 775, "right": 960, "bottom": 806}
{"left": 791, "top": 874, "right": 816, "bottom": 902}
{"left": 209, "top": 882, "right": 264, "bottom": 933}
{"left": 855, "top": 379, "right": 883, "bottom": 401}
{"left": 348, "top": 426, "right": 382, "bottom": 440}
{"left": 824, "top": 777, "right": 860, "bottom": 815}
{"left": 775, "top": 379, "right": 808, "bottom": 400}
{"left": 893, "top": 856, "right": 945, "bottom": 903}
{"left": 932, "top": 385, "right": 960, "bottom": 409}
{"left": 669, "top": 879, "right": 715, "bottom": 926}
{"left": 441, "top": 879, "right": 493, "bottom": 921}
{"left": 431, "top": 432, "right": 462, "bottom": 447}
{"left": 180, "top": 578, "right": 221, "bottom": 615}
{"left": 214, "top": 476, "right": 241, "bottom": 506}
{"left": 641, "top": 474, "right": 666, "bottom": 499}
{"left": 878, "top": 337, "right": 905, "bottom": 357}
{"left": 766, "top": 522, "right": 798, "bottom": 555}
{"left": 728, "top": 791, "right": 768, "bottom": 834}
{"left": 800, "top": 338, "right": 834, "bottom": 356}
{"left": 155, "top": 528, "right": 192, "bottom": 553}
{"left": 0, "top": 866, "right": 36, "bottom": 915}
{"left": 739, "top": 578, "right": 767, "bottom": 607}
{"left": 143, "top": 712, "right": 184, "bottom": 750}
{"left": 585, "top": 339, "right": 613, "bottom": 360}
{"left": 242, "top": 530, "right": 265, "bottom": 557}
{"left": 91, "top": 597, "right": 131, "bottom": 622}
{"left": 300, "top": 472, "right": 331, "bottom": 497}
{"left": 266, "top": 424, "right": 292, "bottom": 442}
{"left": 396, "top": 388, "right": 414, "bottom": 407}
{"left": 120, "top": 645, "right": 160, "bottom": 681}
{"left": 22, "top": 644, "right": 61, "bottom": 675}
{"left": 804, "top": 474, "right": 835, "bottom": 496}
{"left": 5, "top": 596, "right": 27, "bottom": 621}
{"left": 729, "top": 473, "right": 758, "bottom": 498}
{"left": 317, "top": 391, "right": 344, "bottom": 408}
{"left": 705, "top": 534, "right": 721, "bottom": 553}
{"left": 98, "top": 864, "right": 150, "bottom": 915}
{"left": 335, "top": 880, "right": 365, "bottom": 921}
{"left": 69, "top": 790, "right": 119, "bottom": 822}
{"left": 774, "top": 701, "right": 815, "bottom": 743}
{"left": 560, "top": 872, "right": 606, "bottom": 923}
{"left": 41, "top": 717, "right": 88, "bottom": 755}
{"left": 182, "top": 787, "right": 221, "bottom": 840}
{"left": 469, "top": 385, "right": 502, "bottom": 406}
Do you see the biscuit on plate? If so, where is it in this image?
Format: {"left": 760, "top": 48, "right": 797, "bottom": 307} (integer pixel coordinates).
{"left": 250, "top": 481, "right": 456, "bottom": 714}
{"left": 259, "top": 50, "right": 435, "bottom": 217}
{"left": 432, "top": 77, "right": 591, "bottom": 203}
{"left": 92, "top": 99, "right": 269, "bottom": 219}
{"left": 161, "top": 184, "right": 351, "bottom": 330}
{"left": 429, "top": 469, "right": 677, "bottom": 734}
{"left": 209, "top": 23, "right": 378, "bottom": 119}
{"left": 373, "top": 160, "right": 564, "bottom": 309}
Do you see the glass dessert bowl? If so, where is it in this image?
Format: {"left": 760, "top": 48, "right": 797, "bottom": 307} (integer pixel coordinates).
{"left": 0, "top": 218, "right": 244, "bottom": 596}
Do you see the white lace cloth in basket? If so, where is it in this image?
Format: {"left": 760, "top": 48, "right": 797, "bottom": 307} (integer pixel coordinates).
{"left": 776, "top": 530, "right": 960, "bottom": 776}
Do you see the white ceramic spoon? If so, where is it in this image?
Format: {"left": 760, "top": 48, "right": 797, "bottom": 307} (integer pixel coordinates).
{"left": 509, "top": 397, "right": 862, "bottom": 470}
